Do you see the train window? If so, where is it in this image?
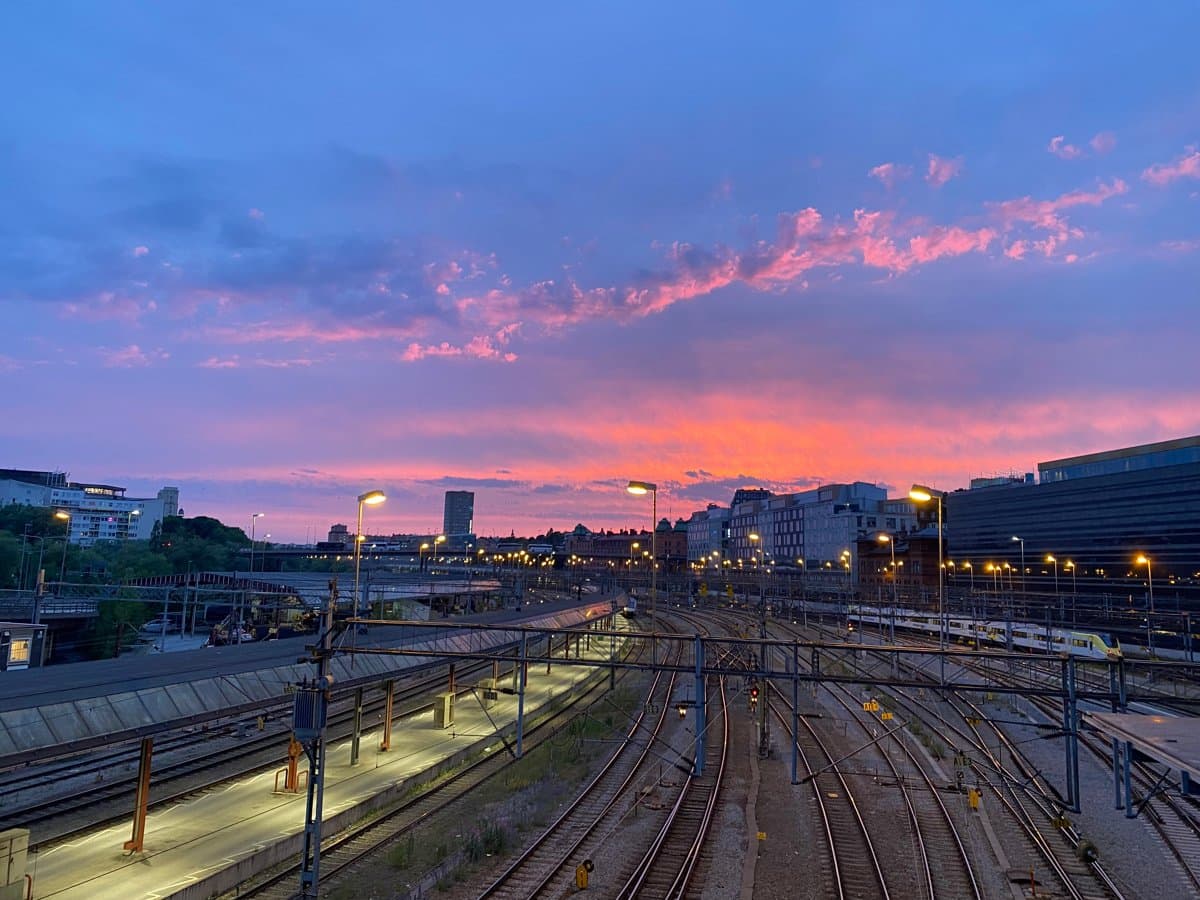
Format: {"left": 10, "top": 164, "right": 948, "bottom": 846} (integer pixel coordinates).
{"left": 1072, "top": 639, "right": 1087, "bottom": 648}
{"left": 8, "top": 639, "right": 30, "bottom": 664}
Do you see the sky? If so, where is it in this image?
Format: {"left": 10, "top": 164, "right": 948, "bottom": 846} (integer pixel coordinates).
{"left": 3, "top": 3, "right": 1200, "bottom": 543}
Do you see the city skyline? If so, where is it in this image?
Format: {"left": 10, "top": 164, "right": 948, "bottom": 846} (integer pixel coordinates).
{"left": 4, "top": 5, "right": 1200, "bottom": 542}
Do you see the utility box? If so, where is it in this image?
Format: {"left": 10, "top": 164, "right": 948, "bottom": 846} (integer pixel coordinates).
{"left": 479, "top": 678, "right": 498, "bottom": 709}
{"left": 0, "top": 828, "right": 29, "bottom": 900}
{"left": 433, "top": 692, "right": 454, "bottom": 729}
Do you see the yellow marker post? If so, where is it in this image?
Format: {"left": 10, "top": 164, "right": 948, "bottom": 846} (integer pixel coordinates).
{"left": 968, "top": 788, "right": 981, "bottom": 810}
{"left": 575, "top": 859, "right": 595, "bottom": 889}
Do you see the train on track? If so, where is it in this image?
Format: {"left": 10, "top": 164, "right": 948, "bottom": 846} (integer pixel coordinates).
{"left": 622, "top": 595, "right": 639, "bottom": 617}
{"left": 848, "top": 606, "right": 1121, "bottom": 660}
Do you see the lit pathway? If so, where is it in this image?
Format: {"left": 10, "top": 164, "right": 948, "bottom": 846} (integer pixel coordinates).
{"left": 30, "top": 626, "right": 628, "bottom": 899}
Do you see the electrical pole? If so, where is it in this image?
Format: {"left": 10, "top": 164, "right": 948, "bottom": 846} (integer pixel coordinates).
{"left": 296, "top": 579, "right": 340, "bottom": 897}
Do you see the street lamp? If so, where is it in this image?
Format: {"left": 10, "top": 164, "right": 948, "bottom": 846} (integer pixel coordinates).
{"left": 1011, "top": 536, "right": 1025, "bottom": 595}
{"left": 1045, "top": 554, "right": 1059, "bottom": 595}
{"left": 434, "top": 534, "right": 446, "bottom": 563}
{"left": 908, "top": 484, "right": 945, "bottom": 650}
{"left": 249, "top": 512, "right": 265, "bottom": 574}
{"left": 962, "top": 560, "right": 973, "bottom": 592}
{"left": 54, "top": 511, "right": 71, "bottom": 585}
{"left": 1064, "top": 559, "right": 1077, "bottom": 594}
{"left": 626, "top": 480, "right": 658, "bottom": 627}
{"left": 877, "top": 533, "right": 897, "bottom": 605}
{"left": 1135, "top": 555, "right": 1155, "bottom": 612}
{"left": 353, "top": 490, "right": 387, "bottom": 616}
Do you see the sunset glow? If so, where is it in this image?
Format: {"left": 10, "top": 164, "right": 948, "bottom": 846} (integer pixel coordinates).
{"left": 4, "top": 5, "right": 1199, "bottom": 541}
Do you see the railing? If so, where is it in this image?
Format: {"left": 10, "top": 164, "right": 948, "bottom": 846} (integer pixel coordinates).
{"left": 0, "top": 591, "right": 100, "bottom": 619}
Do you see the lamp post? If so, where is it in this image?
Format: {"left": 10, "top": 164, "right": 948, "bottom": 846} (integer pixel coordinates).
{"left": 1011, "top": 536, "right": 1025, "bottom": 596}
{"left": 54, "top": 511, "right": 71, "bottom": 586}
{"left": 962, "top": 560, "right": 973, "bottom": 592}
{"left": 878, "top": 533, "right": 897, "bottom": 605}
{"left": 1045, "top": 555, "right": 1059, "bottom": 595}
{"left": 909, "top": 485, "right": 945, "bottom": 668}
{"left": 1136, "top": 555, "right": 1154, "bottom": 613}
{"left": 434, "top": 534, "right": 446, "bottom": 566}
{"left": 626, "top": 481, "right": 658, "bottom": 628}
{"left": 249, "top": 512, "right": 265, "bottom": 574}
{"left": 1064, "top": 559, "right": 1077, "bottom": 594}
{"left": 353, "top": 491, "right": 387, "bottom": 616}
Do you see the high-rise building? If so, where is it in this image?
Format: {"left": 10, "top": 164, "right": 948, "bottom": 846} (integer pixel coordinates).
{"left": 443, "top": 490, "right": 475, "bottom": 537}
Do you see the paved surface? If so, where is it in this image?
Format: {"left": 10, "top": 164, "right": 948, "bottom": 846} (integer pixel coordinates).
{"left": 0, "top": 595, "right": 604, "bottom": 711}
{"left": 1087, "top": 710, "right": 1200, "bottom": 776}
{"left": 0, "top": 595, "right": 617, "bottom": 766}
{"left": 28, "top": 622, "right": 627, "bottom": 900}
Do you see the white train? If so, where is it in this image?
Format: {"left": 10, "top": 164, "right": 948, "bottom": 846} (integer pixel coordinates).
{"left": 622, "top": 595, "right": 639, "bottom": 617}
{"left": 848, "top": 606, "right": 1121, "bottom": 660}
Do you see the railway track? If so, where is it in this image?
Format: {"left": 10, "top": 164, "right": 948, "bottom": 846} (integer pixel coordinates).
{"left": 4, "top": 657, "right": 511, "bottom": 844}
{"left": 614, "top": 675, "right": 728, "bottom": 899}
{"left": 226, "top": 623, "right": 644, "bottom": 900}
{"left": 477, "top": 659, "right": 682, "bottom": 898}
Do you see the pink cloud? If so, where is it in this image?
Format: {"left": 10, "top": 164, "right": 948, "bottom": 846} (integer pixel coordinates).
{"left": 401, "top": 325, "right": 520, "bottom": 363}
{"left": 989, "top": 179, "right": 1127, "bottom": 257}
{"left": 1048, "top": 136, "right": 1083, "bottom": 160}
{"left": 132, "top": 245, "right": 150, "bottom": 257}
{"left": 198, "top": 356, "right": 241, "bottom": 369}
{"left": 1160, "top": 238, "right": 1200, "bottom": 254}
{"left": 1142, "top": 147, "right": 1200, "bottom": 186}
{"left": 205, "top": 319, "right": 424, "bottom": 345}
{"left": 254, "top": 357, "right": 315, "bottom": 368}
{"left": 101, "top": 344, "right": 168, "bottom": 368}
{"left": 248, "top": 208, "right": 265, "bottom": 219}
{"left": 1090, "top": 132, "right": 1116, "bottom": 154}
{"left": 61, "top": 291, "right": 148, "bottom": 323}
{"left": 925, "top": 154, "right": 963, "bottom": 187}
{"left": 868, "top": 162, "right": 912, "bottom": 190}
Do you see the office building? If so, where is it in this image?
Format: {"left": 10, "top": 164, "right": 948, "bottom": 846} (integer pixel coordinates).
{"left": 945, "top": 435, "right": 1200, "bottom": 595}
{"left": 0, "top": 469, "right": 178, "bottom": 547}
{"left": 443, "top": 490, "right": 475, "bottom": 537}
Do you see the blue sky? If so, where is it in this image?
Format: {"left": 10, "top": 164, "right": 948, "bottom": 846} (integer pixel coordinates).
{"left": 3, "top": 3, "right": 1199, "bottom": 540}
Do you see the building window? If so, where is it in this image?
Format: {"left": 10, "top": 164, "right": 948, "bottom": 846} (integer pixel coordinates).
{"left": 9, "top": 639, "right": 30, "bottom": 664}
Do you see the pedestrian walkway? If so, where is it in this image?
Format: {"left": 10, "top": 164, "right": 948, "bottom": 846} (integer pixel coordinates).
{"left": 29, "top": 621, "right": 629, "bottom": 899}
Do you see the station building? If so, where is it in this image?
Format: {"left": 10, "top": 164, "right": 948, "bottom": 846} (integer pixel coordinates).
{"left": 945, "top": 435, "right": 1200, "bottom": 598}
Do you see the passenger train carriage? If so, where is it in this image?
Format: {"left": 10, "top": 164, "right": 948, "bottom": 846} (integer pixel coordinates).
{"left": 848, "top": 606, "right": 1121, "bottom": 660}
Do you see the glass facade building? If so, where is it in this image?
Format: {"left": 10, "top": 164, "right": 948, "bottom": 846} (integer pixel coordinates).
{"left": 946, "top": 436, "right": 1200, "bottom": 598}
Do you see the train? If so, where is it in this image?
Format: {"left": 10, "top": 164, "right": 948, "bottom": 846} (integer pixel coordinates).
{"left": 848, "top": 606, "right": 1121, "bottom": 660}
{"left": 622, "top": 595, "right": 639, "bottom": 617}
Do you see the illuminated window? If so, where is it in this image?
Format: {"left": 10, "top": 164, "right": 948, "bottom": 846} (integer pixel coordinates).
{"left": 9, "top": 639, "right": 31, "bottom": 665}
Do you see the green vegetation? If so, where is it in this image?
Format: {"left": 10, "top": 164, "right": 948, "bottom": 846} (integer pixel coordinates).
{"left": 0, "top": 508, "right": 261, "bottom": 658}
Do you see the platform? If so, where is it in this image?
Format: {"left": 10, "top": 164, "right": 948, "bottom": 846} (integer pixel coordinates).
{"left": 24, "top": 621, "right": 630, "bottom": 899}
{"left": 0, "top": 597, "right": 616, "bottom": 767}
{"left": 1085, "top": 711, "right": 1200, "bottom": 814}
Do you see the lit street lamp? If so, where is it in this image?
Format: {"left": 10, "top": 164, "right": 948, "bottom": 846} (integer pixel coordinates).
{"left": 1011, "top": 536, "right": 1025, "bottom": 595}
{"left": 1064, "top": 559, "right": 1077, "bottom": 594}
{"left": 54, "top": 511, "right": 71, "bottom": 585}
{"left": 908, "top": 484, "right": 945, "bottom": 649}
{"left": 249, "top": 512, "right": 265, "bottom": 574}
{"left": 877, "top": 533, "right": 897, "bottom": 605}
{"left": 1135, "top": 554, "right": 1155, "bottom": 613}
{"left": 1045, "top": 554, "right": 1059, "bottom": 595}
{"left": 353, "top": 490, "right": 387, "bottom": 616}
{"left": 626, "top": 481, "right": 658, "bottom": 628}
{"left": 962, "top": 560, "right": 973, "bottom": 592}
